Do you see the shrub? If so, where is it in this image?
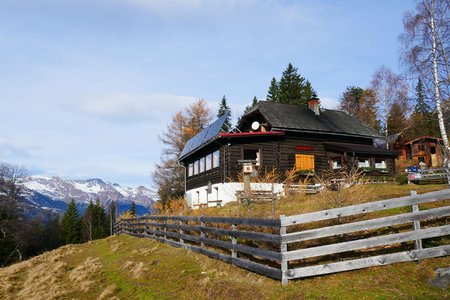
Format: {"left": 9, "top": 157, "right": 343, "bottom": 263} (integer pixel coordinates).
{"left": 396, "top": 174, "right": 408, "bottom": 185}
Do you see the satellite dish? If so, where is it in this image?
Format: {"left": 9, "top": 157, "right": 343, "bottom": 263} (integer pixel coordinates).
{"left": 251, "top": 121, "right": 260, "bottom": 131}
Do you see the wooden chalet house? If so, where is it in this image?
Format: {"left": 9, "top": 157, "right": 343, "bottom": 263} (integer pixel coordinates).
{"left": 179, "top": 99, "right": 399, "bottom": 208}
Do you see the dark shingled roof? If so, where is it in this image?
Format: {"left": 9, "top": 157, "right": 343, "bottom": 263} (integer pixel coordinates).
{"left": 244, "top": 101, "right": 380, "bottom": 138}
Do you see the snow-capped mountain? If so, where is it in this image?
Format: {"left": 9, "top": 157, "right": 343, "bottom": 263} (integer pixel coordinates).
{"left": 19, "top": 176, "right": 155, "bottom": 217}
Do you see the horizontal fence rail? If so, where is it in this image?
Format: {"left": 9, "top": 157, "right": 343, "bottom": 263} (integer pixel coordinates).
{"left": 116, "top": 189, "right": 450, "bottom": 284}
{"left": 116, "top": 214, "right": 282, "bottom": 280}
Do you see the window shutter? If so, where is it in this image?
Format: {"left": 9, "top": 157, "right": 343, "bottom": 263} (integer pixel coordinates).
{"left": 295, "top": 154, "right": 315, "bottom": 171}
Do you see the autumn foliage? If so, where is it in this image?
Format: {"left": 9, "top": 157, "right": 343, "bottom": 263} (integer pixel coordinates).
{"left": 153, "top": 99, "right": 213, "bottom": 208}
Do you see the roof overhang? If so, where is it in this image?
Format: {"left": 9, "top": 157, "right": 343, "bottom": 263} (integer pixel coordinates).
{"left": 220, "top": 131, "right": 285, "bottom": 138}
{"left": 272, "top": 127, "right": 380, "bottom": 140}
{"left": 324, "top": 142, "right": 400, "bottom": 157}
{"left": 406, "top": 135, "right": 442, "bottom": 145}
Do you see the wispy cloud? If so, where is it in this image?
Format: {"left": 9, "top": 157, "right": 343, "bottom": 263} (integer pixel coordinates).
{"left": 0, "top": 138, "right": 32, "bottom": 158}
{"left": 320, "top": 97, "right": 339, "bottom": 110}
{"left": 109, "top": 0, "right": 257, "bottom": 16}
{"left": 78, "top": 93, "right": 197, "bottom": 122}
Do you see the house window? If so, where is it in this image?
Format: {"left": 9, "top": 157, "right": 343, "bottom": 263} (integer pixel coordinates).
{"left": 295, "top": 154, "right": 315, "bottom": 172}
{"left": 332, "top": 158, "right": 342, "bottom": 169}
{"left": 205, "top": 154, "right": 212, "bottom": 171}
{"left": 375, "top": 159, "right": 387, "bottom": 169}
{"left": 431, "top": 146, "right": 436, "bottom": 154}
{"left": 417, "top": 144, "right": 425, "bottom": 151}
{"left": 243, "top": 149, "right": 261, "bottom": 166}
{"left": 199, "top": 157, "right": 205, "bottom": 173}
{"left": 188, "top": 163, "right": 193, "bottom": 177}
{"left": 193, "top": 160, "right": 199, "bottom": 175}
{"left": 212, "top": 150, "right": 220, "bottom": 168}
{"left": 418, "top": 156, "right": 425, "bottom": 163}
{"left": 358, "top": 158, "right": 370, "bottom": 168}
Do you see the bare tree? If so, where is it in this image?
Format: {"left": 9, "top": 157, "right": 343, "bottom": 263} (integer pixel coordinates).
{"left": 400, "top": 0, "right": 450, "bottom": 163}
{"left": 0, "top": 163, "right": 27, "bottom": 266}
{"left": 370, "top": 66, "right": 409, "bottom": 148}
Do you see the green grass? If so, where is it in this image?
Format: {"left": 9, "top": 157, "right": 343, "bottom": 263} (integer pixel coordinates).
{"left": 2, "top": 234, "right": 448, "bottom": 299}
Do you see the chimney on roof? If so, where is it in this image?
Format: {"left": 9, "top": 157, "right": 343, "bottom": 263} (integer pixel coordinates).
{"left": 308, "top": 97, "right": 320, "bottom": 115}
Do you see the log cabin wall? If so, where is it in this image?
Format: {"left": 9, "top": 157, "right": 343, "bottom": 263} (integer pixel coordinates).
{"left": 220, "top": 132, "right": 376, "bottom": 183}
{"left": 184, "top": 143, "right": 222, "bottom": 191}
{"left": 184, "top": 132, "right": 397, "bottom": 191}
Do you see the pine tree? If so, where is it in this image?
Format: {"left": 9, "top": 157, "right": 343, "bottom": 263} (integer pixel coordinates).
{"left": 129, "top": 202, "right": 136, "bottom": 216}
{"left": 267, "top": 77, "right": 279, "bottom": 101}
{"left": 92, "top": 199, "right": 107, "bottom": 239}
{"left": 217, "top": 95, "right": 232, "bottom": 131}
{"left": 60, "top": 199, "right": 81, "bottom": 244}
{"left": 407, "top": 79, "right": 440, "bottom": 138}
{"left": 414, "top": 79, "right": 430, "bottom": 114}
{"left": 107, "top": 201, "right": 116, "bottom": 236}
{"left": 278, "top": 63, "right": 307, "bottom": 106}
{"left": 236, "top": 96, "right": 259, "bottom": 126}
{"left": 304, "top": 80, "right": 318, "bottom": 100}
{"left": 267, "top": 63, "right": 316, "bottom": 106}
{"left": 82, "top": 200, "right": 94, "bottom": 241}
{"left": 244, "top": 96, "right": 258, "bottom": 114}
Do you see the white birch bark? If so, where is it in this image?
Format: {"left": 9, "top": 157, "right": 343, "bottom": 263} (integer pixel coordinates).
{"left": 430, "top": 0, "right": 450, "bottom": 167}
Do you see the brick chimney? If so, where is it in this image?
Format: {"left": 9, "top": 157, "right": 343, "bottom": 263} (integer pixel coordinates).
{"left": 308, "top": 97, "right": 320, "bottom": 115}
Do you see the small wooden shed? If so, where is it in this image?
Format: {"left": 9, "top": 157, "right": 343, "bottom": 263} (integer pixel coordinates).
{"left": 405, "top": 136, "right": 444, "bottom": 167}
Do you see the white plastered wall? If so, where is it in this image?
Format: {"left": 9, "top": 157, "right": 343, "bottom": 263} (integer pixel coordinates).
{"left": 185, "top": 182, "right": 285, "bottom": 208}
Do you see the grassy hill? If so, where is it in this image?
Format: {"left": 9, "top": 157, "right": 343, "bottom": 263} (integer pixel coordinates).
{"left": 1, "top": 183, "right": 449, "bottom": 299}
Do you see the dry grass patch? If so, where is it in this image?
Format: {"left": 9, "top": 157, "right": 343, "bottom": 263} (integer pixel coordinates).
{"left": 98, "top": 284, "right": 120, "bottom": 300}
{"left": 69, "top": 256, "right": 103, "bottom": 292}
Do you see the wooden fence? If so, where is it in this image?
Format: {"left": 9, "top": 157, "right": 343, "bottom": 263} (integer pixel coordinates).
{"left": 116, "top": 189, "right": 450, "bottom": 284}
{"left": 116, "top": 214, "right": 283, "bottom": 280}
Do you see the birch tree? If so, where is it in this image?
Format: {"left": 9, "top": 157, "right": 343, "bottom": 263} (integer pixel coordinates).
{"left": 401, "top": 0, "right": 450, "bottom": 163}
{"left": 370, "top": 66, "right": 409, "bottom": 148}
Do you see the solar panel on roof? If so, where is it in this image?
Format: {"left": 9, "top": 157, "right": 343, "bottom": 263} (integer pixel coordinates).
{"left": 179, "top": 115, "right": 227, "bottom": 159}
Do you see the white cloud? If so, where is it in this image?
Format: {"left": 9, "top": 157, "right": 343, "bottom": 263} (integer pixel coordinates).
{"left": 0, "top": 138, "right": 32, "bottom": 158}
{"left": 319, "top": 97, "right": 339, "bottom": 110}
{"left": 109, "top": 0, "right": 257, "bottom": 15}
{"left": 78, "top": 93, "right": 196, "bottom": 122}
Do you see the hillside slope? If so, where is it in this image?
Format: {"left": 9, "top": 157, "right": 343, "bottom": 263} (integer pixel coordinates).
{"left": 1, "top": 234, "right": 449, "bottom": 300}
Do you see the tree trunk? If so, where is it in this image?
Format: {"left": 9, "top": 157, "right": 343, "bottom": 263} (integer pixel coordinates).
{"left": 430, "top": 0, "right": 450, "bottom": 168}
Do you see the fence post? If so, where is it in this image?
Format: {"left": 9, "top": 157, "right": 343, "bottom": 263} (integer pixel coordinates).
{"left": 200, "top": 216, "right": 205, "bottom": 247}
{"left": 143, "top": 217, "right": 148, "bottom": 237}
{"left": 179, "top": 213, "right": 184, "bottom": 244}
{"left": 410, "top": 190, "right": 423, "bottom": 252}
{"left": 163, "top": 217, "right": 167, "bottom": 241}
{"left": 231, "top": 224, "right": 237, "bottom": 258}
{"left": 271, "top": 183, "right": 275, "bottom": 219}
{"left": 280, "top": 215, "right": 288, "bottom": 285}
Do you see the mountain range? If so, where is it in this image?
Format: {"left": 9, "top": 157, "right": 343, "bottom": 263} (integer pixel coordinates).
{"left": 18, "top": 176, "right": 155, "bottom": 218}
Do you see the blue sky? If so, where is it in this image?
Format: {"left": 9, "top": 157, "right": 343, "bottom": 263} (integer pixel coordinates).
{"left": 0, "top": 0, "right": 414, "bottom": 188}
